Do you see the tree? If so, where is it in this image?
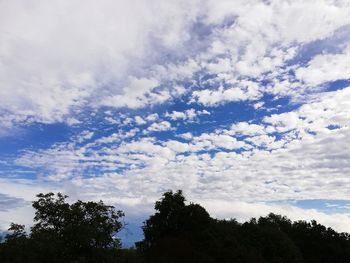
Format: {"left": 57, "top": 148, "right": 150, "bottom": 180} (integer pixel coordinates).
{"left": 0, "top": 223, "right": 30, "bottom": 263}
{"left": 0, "top": 192, "right": 124, "bottom": 263}
{"left": 138, "top": 190, "right": 216, "bottom": 263}
{"left": 137, "top": 191, "right": 350, "bottom": 263}
{"left": 3, "top": 190, "right": 350, "bottom": 262}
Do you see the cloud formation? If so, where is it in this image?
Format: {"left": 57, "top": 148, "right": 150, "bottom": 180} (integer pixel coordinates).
{"left": 0, "top": 0, "right": 202, "bottom": 128}
{"left": 1, "top": 0, "right": 350, "bottom": 238}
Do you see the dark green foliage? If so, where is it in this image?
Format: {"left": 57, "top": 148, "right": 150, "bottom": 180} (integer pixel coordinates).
{"left": 117, "top": 247, "right": 143, "bottom": 263}
{"left": 1, "top": 190, "right": 350, "bottom": 263}
{"left": 139, "top": 190, "right": 350, "bottom": 263}
{"left": 289, "top": 219, "right": 350, "bottom": 263}
{"left": 0, "top": 192, "right": 124, "bottom": 263}
{"left": 0, "top": 223, "right": 30, "bottom": 263}
{"left": 137, "top": 190, "right": 216, "bottom": 262}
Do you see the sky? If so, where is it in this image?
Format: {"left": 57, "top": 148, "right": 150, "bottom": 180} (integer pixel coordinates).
{"left": 1, "top": 0, "right": 350, "bottom": 246}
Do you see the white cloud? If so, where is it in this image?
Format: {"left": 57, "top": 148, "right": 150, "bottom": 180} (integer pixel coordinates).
{"left": 245, "top": 135, "right": 278, "bottom": 149}
{"left": 15, "top": 87, "right": 350, "bottom": 202}
{"left": 263, "top": 112, "right": 303, "bottom": 133}
{"left": 3, "top": 0, "right": 350, "bottom": 235}
{"left": 165, "top": 108, "right": 210, "bottom": 121}
{"left": 77, "top": 131, "right": 94, "bottom": 143}
{"left": 179, "top": 132, "right": 193, "bottom": 140}
{"left": 105, "top": 116, "right": 119, "bottom": 125}
{"left": 296, "top": 44, "right": 350, "bottom": 86}
{"left": 164, "top": 140, "right": 190, "bottom": 153}
{"left": 134, "top": 116, "right": 147, "bottom": 125}
{"left": 2, "top": 179, "right": 350, "bottom": 237}
{"left": 1, "top": 0, "right": 350, "bottom": 130}
{"left": 147, "top": 121, "right": 172, "bottom": 132}
{"left": 192, "top": 81, "right": 261, "bottom": 106}
{"left": 193, "top": 133, "right": 247, "bottom": 150}
{"left": 0, "top": 0, "right": 202, "bottom": 127}
{"left": 145, "top": 113, "right": 159, "bottom": 122}
{"left": 100, "top": 77, "right": 161, "bottom": 109}
{"left": 229, "top": 122, "right": 266, "bottom": 136}
{"left": 187, "top": 0, "right": 350, "bottom": 106}
{"left": 165, "top": 111, "right": 187, "bottom": 120}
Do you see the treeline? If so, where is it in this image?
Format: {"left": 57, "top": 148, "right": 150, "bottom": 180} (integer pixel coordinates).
{"left": 1, "top": 191, "right": 350, "bottom": 263}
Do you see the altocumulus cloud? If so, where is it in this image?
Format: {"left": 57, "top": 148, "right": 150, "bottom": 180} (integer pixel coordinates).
{"left": 1, "top": 0, "right": 350, "bottom": 240}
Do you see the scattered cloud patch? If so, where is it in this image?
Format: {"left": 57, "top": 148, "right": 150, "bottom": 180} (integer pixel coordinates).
{"left": 1, "top": 0, "right": 350, "bottom": 237}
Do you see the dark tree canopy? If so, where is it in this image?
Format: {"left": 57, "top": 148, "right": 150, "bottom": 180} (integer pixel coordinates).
{"left": 138, "top": 190, "right": 350, "bottom": 263}
{"left": 0, "top": 192, "right": 125, "bottom": 263}
{"left": 32, "top": 193, "right": 123, "bottom": 249}
{"left": 137, "top": 190, "right": 215, "bottom": 263}
{"left": 1, "top": 190, "right": 350, "bottom": 263}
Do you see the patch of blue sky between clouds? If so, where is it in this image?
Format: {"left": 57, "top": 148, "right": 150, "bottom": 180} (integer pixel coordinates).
{"left": 1, "top": 0, "right": 350, "bottom": 242}
{"left": 269, "top": 199, "right": 350, "bottom": 215}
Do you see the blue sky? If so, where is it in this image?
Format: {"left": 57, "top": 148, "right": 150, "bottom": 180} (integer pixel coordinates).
{"left": 1, "top": 0, "right": 350, "bottom": 245}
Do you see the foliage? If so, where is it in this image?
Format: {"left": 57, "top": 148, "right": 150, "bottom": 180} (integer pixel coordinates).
{"left": 138, "top": 190, "right": 350, "bottom": 263}
{"left": 117, "top": 247, "right": 143, "bottom": 263}
{"left": 1, "top": 190, "right": 350, "bottom": 263}
{"left": 0, "top": 192, "right": 124, "bottom": 263}
{"left": 137, "top": 190, "right": 215, "bottom": 262}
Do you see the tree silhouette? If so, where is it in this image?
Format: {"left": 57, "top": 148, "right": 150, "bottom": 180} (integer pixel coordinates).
{"left": 2, "top": 190, "right": 350, "bottom": 263}
{"left": 0, "top": 223, "right": 30, "bottom": 263}
{"left": 138, "top": 190, "right": 350, "bottom": 263}
{"left": 137, "top": 190, "right": 216, "bottom": 262}
{"left": 0, "top": 192, "right": 124, "bottom": 263}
